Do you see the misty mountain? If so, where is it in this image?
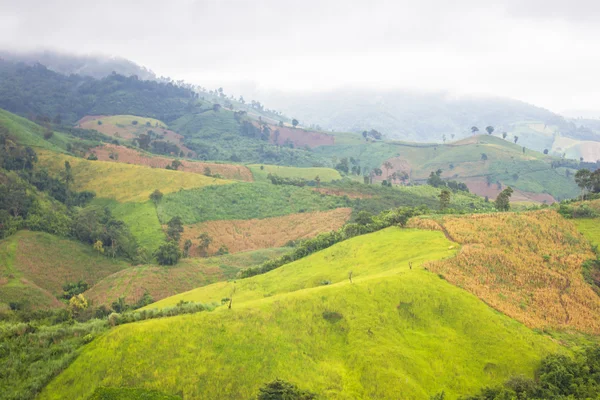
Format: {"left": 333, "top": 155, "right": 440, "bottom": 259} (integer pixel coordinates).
{"left": 266, "top": 89, "right": 571, "bottom": 143}
{"left": 0, "top": 50, "right": 156, "bottom": 80}
{"left": 0, "top": 59, "right": 195, "bottom": 123}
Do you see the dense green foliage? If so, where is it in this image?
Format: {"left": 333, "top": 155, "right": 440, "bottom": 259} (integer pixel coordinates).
{"left": 256, "top": 379, "right": 316, "bottom": 400}
{"left": 463, "top": 347, "right": 600, "bottom": 399}
{"left": 0, "top": 60, "right": 196, "bottom": 123}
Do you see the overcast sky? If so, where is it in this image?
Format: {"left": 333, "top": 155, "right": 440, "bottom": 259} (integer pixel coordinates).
{"left": 1, "top": 0, "right": 599, "bottom": 114}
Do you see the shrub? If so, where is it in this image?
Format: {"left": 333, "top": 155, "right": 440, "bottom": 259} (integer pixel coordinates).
{"left": 256, "top": 379, "right": 316, "bottom": 400}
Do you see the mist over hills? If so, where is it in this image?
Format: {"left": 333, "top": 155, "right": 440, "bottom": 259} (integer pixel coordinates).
{"left": 0, "top": 50, "right": 156, "bottom": 80}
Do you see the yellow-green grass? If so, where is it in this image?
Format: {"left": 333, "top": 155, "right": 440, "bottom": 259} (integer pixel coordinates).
{"left": 248, "top": 164, "right": 341, "bottom": 182}
{"left": 94, "top": 199, "right": 165, "bottom": 253}
{"left": 574, "top": 218, "right": 600, "bottom": 248}
{"left": 0, "top": 108, "right": 72, "bottom": 152}
{"left": 0, "top": 231, "right": 129, "bottom": 309}
{"left": 36, "top": 150, "right": 232, "bottom": 202}
{"left": 85, "top": 247, "right": 290, "bottom": 306}
{"left": 42, "top": 228, "right": 560, "bottom": 400}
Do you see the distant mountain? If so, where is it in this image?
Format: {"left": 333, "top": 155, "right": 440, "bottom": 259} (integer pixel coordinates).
{"left": 265, "top": 89, "right": 571, "bottom": 145}
{"left": 0, "top": 49, "right": 156, "bottom": 80}
{"left": 0, "top": 59, "right": 195, "bottom": 123}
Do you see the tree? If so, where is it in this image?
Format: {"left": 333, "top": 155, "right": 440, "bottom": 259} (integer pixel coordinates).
{"left": 63, "top": 161, "right": 74, "bottom": 189}
{"left": 197, "top": 232, "right": 212, "bottom": 257}
{"left": 495, "top": 187, "right": 514, "bottom": 211}
{"left": 292, "top": 119, "right": 299, "bottom": 128}
{"left": 514, "top": 135, "right": 519, "bottom": 144}
{"left": 314, "top": 175, "right": 321, "bottom": 188}
{"left": 383, "top": 161, "right": 393, "bottom": 179}
{"left": 93, "top": 240, "right": 104, "bottom": 256}
{"left": 256, "top": 379, "right": 316, "bottom": 400}
{"left": 166, "top": 216, "right": 184, "bottom": 242}
{"left": 471, "top": 126, "right": 479, "bottom": 133}
{"left": 502, "top": 132, "right": 508, "bottom": 139}
{"left": 68, "top": 294, "right": 88, "bottom": 318}
{"left": 442, "top": 134, "right": 446, "bottom": 143}
{"left": 356, "top": 211, "right": 373, "bottom": 225}
{"left": 439, "top": 189, "right": 451, "bottom": 210}
{"left": 169, "top": 160, "right": 183, "bottom": 170}
{"left": 481, "top": 153, "right": 488, "bottom": 161}
{"left": 155, "top": 241, "right": 181, "bottom": 265}
{"left": 486, "top": 126, "right": 494, "bottom": 135}
{"left": 575, "top": 169, "right": 592, "bottom": 200}
{"left": 183, "top": 239, "right": 193, "bottom": 258}
{"left": 149, "top": 189, "right": 163, "bottom": 205}
{"left": 543, "top": 149, "right": 549, "bottom": 155}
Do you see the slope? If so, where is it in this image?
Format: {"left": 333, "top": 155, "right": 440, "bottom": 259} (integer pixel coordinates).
{"left": 409, "top": 210, "right": 600, "bottom": 333}
{"left": 0, "top": 231, "right": 129, "bottom": 310}
{"left": 42, "top": 228, "right": 559, "bottom": 399}
{"left": 36, "top": 150, "right": 231, "bottom": 202}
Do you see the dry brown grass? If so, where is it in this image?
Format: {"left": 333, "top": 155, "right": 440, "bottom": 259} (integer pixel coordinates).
{"left": 409, "top": 210, "right": 600, "bottom": 334}
{"left": 180, "top": 208, "right": 352, "bottom": 257}
{"left": 89, "top": 144, "right": 253, "bottom": 181}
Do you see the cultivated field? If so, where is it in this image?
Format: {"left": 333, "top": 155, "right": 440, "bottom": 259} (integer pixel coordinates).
{"left": 248, "top": 164, "right": 341, "bottom": 182}
{"left": 36, "top": 151, "right": 231, "bottom": 202}
{"left": 180, "top": 208, "right": 352, "bottom": 256}
{"left": 156, "top": 182, "right": 348, "bottom": 224}
{"left": 408, "top": 210, "right": 600, "bottom": 333}
{"left": 42, "top": 228, "right": 559, "bottom": 400}
{"left": 90, "top": 144, "right": 253, "bottom": 182}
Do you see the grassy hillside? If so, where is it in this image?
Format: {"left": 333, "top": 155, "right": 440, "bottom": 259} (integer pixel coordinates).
{"left": 574, "top": 218, "right": 600, "bottom": 248}
{"left": 248, "top": 164, "right": 341, "bottom": 182}
{"left": 42, "top": 228, "right": 559, "bottom": 399}
{"left": 0, "top": 231, "right": 129, "bottom": 310}
{"left": 156, "top": 182, "right": 349, "bottom": 224}
{"left": 36, "top": 150, "right": 231, "bottom": 202}
{"left": 409, "top": 210, "right": 600, "bottom": 333}
{"left": 85, "top": 247, "right": 290, "bottom": 306}
{"left": 93, "top": 199, "right": 165, "bottom": 253}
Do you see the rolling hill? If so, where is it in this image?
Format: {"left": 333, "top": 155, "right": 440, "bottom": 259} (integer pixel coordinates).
{"left": 40, "top": 227, "right": 560, "bottom": 400}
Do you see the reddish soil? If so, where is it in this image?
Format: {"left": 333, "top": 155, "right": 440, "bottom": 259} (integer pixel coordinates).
{"left": 263, "top": 123, "right": 335, "bottom": 148}
{"left": 89, "top": 144, "right": 253, "bottom": 181}
{"left": 463, "top": 177, "right": 556, "bottom": 204}
{"left": 371, "top": 156, "right": 412, "bottom": 184}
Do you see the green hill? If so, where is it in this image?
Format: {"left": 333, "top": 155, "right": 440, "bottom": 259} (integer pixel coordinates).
{"left": 248, "top": 164, "right": 341, "bottom": 182}
{"left": 41, "top": 228, "right": 559, "bottom": 399}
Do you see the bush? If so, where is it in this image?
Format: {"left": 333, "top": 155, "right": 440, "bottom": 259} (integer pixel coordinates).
{"left": 256, "top": 379, "right": 316, "bottom": 400}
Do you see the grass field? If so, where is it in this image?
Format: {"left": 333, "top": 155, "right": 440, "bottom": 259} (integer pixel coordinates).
{"left": 36, "top": 150, "right": 231, "bottom": 202}
{"left": 156, "top": 182, "right": 348, "bottom": 224}
{"left": 79, "top": 115, "right": 167, "bottom": 140}
{"left": 42, "top": 228, "right": 559, "bottom": 400}
{"left": 409, "top": 210, "right": 600, "bottom": 333}
{"left": 180, "top": 208, "right": 352, "bottom": 256}
{"left": 85, "top": 248, "right": 290, "bottom": 306}
{"left": 574, "top": 218, "right": 600, "bottom": 248}
{"left": 0, "top": 231, "right": 129, "bottom": 309}
{"left": 248, "top": 164, "right": 341, "bottom": 182}
{"left": 0, "top": 108, "right": 77, "bottom": 153}
{"left": 94, "top": 199, "right": 165, "bottom": 253}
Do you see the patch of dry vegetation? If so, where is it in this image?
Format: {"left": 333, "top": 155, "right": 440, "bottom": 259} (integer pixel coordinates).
{"left": 408, "top": 210, "right": 600, "bottom": 333}
{"left": 180, "top": 208, "right": 352, "bottom": 256}
{"left": 89, "top": 144, "right": 253, "bottom": 182}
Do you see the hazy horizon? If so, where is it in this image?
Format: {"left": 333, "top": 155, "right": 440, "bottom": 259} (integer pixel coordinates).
{"left": 1, "top": 0, "right": 599, "bottom": 115}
